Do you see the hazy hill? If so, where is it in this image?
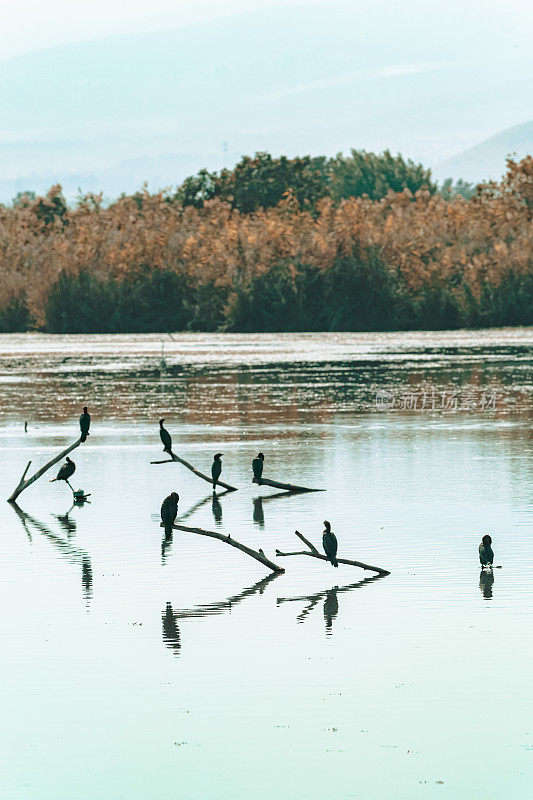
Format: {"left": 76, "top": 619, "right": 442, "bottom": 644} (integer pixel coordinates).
{"left": 435, "top": 121, "right": 533, "bottom": 183}
{"left": 0, "top": 2, "right": 531, "bottom": 201}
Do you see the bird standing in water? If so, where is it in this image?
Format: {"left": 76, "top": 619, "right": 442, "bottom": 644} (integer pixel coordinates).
{"left": 79, "top": 406, "right": 91, "bottom": 442}
{"left": 161, "top": 492, "right": 179, "bottom": 538}
{"left": 159, "top": 419, "right": 173, "bottom": 455}
{"left": 252, "top": 452, "right": 265, "bottom": 484}
{"left": 322, "top": 520, "right": 339, "bottom": 567}
{"left": 479, "top": 534, "right": 494, "bottom": 568}
{"left": 50, "top": 457, "right": 76, "bottom": 491}
{"left": 211, "top": 453, "right": 223, "bottom": 491}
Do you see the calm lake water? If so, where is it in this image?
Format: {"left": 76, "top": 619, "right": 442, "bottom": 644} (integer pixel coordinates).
{"left": 0, "top": 329, "right": 532, "bottom": 800}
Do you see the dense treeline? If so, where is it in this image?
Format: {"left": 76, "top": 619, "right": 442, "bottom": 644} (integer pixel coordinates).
{"left": 173, "top": 150, "right": 439, "bottom": 211}
{"left": 0, "top": 153, "right": 531, "bottom": 334}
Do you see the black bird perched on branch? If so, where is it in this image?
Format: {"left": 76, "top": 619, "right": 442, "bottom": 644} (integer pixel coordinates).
{"left": 159, "top": 419, "right": 173, "bottom": 454}
{"left": 211, "top": 453, "right": 223, "bottom": 490}
{"left": 50, "top": 457, "right": 76, "bottom": 490}
{"left": 322, "top": 520, "right": 338, "bottom": 567}
{"left": 79, "top": 406, "right": 91, "bottom": 442}
{"left": 161, "top": 492, "right": 179, "bottom": 537}
{"left": 252, "top": 452, "right": 264, "bottom": 484}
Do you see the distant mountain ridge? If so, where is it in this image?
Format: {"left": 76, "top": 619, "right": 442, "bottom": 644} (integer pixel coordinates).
{"left": 435, "top": 121, "right": 533, "bottom": 183}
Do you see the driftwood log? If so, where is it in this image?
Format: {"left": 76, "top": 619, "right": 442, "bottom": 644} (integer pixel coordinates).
{"left": 152, "top": 452, "right": 238, "bottom": 492}
{"left": 254, "top": 476, "right": 324, "bottom": 493}
{"left": 8, "top": 437, "right": 83, "bottom": 503}
{"left": 275, "top": 530, "right": 390, "bottom": 576}
{"left": 166, "top": 521, "right": 284, "bottom": 574}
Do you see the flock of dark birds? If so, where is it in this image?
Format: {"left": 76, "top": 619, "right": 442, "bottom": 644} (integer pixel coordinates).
{"left": 157, "top": 418, "right": 339, "bottom": 567}
{"left": 50, "top": 409, "right": 340, "bottom": 568}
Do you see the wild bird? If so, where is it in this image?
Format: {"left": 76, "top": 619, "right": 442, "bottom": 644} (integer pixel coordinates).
{"left": 50, "top": 457, "right": 76, "bottom": 491}
{"left": 161, "top": 492, "right": 179, "bottom": 538}
{"left": 159, "top": 419, "right": 173, "bottom": 455}
{"left": 479, "top": 534, "right": 494, "bottom": 568}
{"left": 322, "top": 520, "right": 339, "bottom": 568}
{"left": 79, "top": 406, "right": 91, "bottom": 442}
{"left": 211, "top": 453, "right": 223, "bottom": 491}
{"left": 252, "top": 452, "right": 265, "bottom": 484}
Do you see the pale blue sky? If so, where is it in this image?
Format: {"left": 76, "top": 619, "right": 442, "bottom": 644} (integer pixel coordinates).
{"left": 0, "top": 0, "right": 530, "bottom": 62}
{"left": 0, "top": 0, "right": 531, "bottom": 198}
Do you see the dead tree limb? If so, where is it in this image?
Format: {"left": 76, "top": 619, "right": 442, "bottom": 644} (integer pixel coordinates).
{"left": 166, "top": 521, "right": 284, "bottom": 574}
{"left": 275, "top": 530, "right": 390, "bottom": 576}
{"left": 151, "top": 452, "right": 238, "bottom": 492}
{"left": 254, "top": 477, "right": 324, "bottom": 493}
{"left": 8, "top": 437, "right": 83, "bottom": 503}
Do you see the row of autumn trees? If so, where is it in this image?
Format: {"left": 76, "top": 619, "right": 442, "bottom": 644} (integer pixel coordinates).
{"left": 0, "top": 150, "right": 531, "bottom": 333}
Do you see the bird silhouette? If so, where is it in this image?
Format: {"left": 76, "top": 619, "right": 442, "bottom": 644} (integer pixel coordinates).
{"left": 79, "top": 406, "right": 90, "bottom": 442}
{"left": 50, "top": 457, "right": 76, "bottom": 490}
{"left": 161, "top": 492, "right": 179, "bottom": 538}
{"left": 159, "top": 419, "right": 173, "bottom": 454}
{"left": 252, "top": 452, "right": 264, "bottom": 484}
{"left": 211, "top": 453, "right": 223, "bottom": 490}
{"left": 322, "top": 520, "right": 339, "bottom": 567}
{"left": 479, "top": 534, "right": 494, "bottom": 568}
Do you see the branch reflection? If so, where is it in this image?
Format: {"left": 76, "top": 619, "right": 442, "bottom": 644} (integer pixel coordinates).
{"left": 10, "top": 502, "right": 93, "bottom": 606}
{"left": 277, "top": 574, "right": 385, "bottom": 634}
{"left": 162, "top": 572, "right": 281, "bottom": 656}
{"left": 252, "top": 490, "right": 301, "bottom": 528}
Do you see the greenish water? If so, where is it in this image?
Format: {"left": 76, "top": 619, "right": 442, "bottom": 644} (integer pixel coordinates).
{"left": 0, "top": 329, "right": 532, "bottom": 800}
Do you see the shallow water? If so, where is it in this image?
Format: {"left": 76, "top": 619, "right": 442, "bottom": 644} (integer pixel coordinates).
{"left": 0, "top": 329, "right": 532, "bottom": 799}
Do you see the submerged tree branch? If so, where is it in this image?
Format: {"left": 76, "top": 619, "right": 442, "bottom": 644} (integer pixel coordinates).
{"left": 275, "top": 530, "right": 390, "bottom": 576}
{"left": 254, "top": 476, "right": 324, "bottom": 493}
{"left": 8, "top": 437, "right": 83, "bottom": 503}
{"left": 151, "top": 452, "right": 238, "bottom": 492}
{"left": 166, "top": 521, "right": 284, "bottom": 574}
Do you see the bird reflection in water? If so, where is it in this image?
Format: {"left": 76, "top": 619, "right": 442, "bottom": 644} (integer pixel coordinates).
{"left": 161, "top": 530, "right": 173, "bottom": 563}
{"left": 252, "top": 490, "right": 299, "bottom": 529}
{"left": 10, "top": 502, "right": 94, "bottom": 607}
{"left": 82, "top": 557, "right": 93, "bottom": 604}
{"left": 277, "top": 574, "right": 385, "bottom": 634}
{"left": 53, "top": 503, "right": 78, "bottom": 537}
{"left": 323, "top": 588, "right": 339, "bottom": 633}
{"left": 162, "top": 573, "right": 281, "bottom": 654}
{"left": 176, "top": 490, "right": 231, "bottom": 527}
{"left": 479, "top": 568, "right": 494, "bottom": 599}
{"left": 252, "top": 497, "right": 265, "bottom": 528}
{"left": 211, "top": 493, "right": 223, "bottom": 525}
{"left": 162, "top": 602, "right": 181, "bottom": 655}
